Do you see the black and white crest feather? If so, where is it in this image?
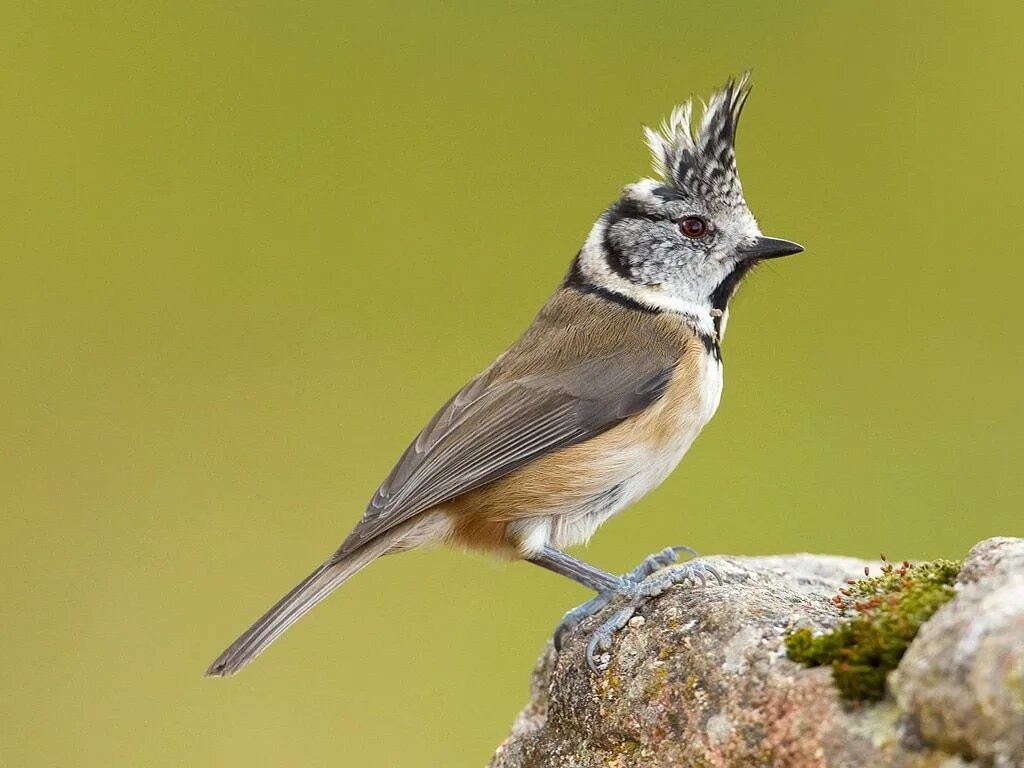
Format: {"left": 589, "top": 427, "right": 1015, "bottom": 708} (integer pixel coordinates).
{"left": 643, "top": 73, "right": 751, "bottom": 205}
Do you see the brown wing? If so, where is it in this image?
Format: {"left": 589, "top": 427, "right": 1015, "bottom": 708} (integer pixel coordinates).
{"left": 333, "top": 289, "right": 687, "bottom": 558}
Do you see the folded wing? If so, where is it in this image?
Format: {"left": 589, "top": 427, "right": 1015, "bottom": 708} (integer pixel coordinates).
{"left": 334, "top": 342, "right": 678, "bottom": 559}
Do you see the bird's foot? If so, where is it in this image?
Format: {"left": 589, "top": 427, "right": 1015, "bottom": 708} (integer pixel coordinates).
{"left": 553, "top": 547, "right": 722, "bottom": 673}
{"left": 584, "top": 558, "right": 722, "bottom": 672}
{"left": 552, "top": 546, "right": 693, "bottom": 650}
{"left": 622, "top": 544, "right": 698, "bottom": 584}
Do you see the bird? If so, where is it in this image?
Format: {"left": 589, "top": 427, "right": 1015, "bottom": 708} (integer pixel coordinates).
{"left": 206, "top": 73, "right": 803, "bottom": 677}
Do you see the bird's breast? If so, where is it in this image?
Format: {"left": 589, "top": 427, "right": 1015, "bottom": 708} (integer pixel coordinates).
{"left": 526, "top": 347, "right": 724, "bottom": 551}
{"left": 440, "top": 345, "right": 724, "bottom": 555}
{"left": 612, "top": 347, "right": 724, "bottom": 507}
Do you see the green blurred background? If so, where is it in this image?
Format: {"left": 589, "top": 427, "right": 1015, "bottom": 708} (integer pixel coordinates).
{"left": 3, "top": 2, "right": 1022, "bottom": 766}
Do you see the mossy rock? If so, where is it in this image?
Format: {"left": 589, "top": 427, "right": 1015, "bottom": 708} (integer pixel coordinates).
{"left": 785, "top": 557, "right": 961, "bottom": 701}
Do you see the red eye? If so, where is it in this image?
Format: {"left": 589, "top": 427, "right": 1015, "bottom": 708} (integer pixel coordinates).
{"left": 678, "top": 216, "right": 708, "bottom": 239}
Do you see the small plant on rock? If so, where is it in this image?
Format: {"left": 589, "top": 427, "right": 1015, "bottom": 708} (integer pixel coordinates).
{"left": 785, "top": 555, "right": 961, "bottom": 701}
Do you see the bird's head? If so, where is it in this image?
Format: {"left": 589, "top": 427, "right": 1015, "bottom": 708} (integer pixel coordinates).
{"left": 575, "top": 74, "right": 802, "bottom": 331}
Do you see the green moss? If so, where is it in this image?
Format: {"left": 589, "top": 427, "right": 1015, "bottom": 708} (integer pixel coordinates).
{"left": 785, "top": 557, "right": 961, "bottom": 702}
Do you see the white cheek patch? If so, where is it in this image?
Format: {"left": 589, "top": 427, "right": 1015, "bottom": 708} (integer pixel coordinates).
{"left": 578, "top": 218, "right": 717, "bottom": 339}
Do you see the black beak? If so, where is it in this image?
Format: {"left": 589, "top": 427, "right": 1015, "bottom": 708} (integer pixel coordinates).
{"left": 738, "top": 236, "right": 804, "bottom": 261}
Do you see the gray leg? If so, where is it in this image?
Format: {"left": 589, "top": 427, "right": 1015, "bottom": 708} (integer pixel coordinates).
{"left": 527, "top": 546, "right": 623, "bottom": 651}
{"left": 529, "top": 544, "right": 722, "bottom": 672}
{"left": 584, "top": 559, "right": 722, "bottom": 670}
{"left": 527, "top": 545, "right": 622, "bottom": 593}
{"left": 547, "top": 545, "right": 696, "bottom": 650}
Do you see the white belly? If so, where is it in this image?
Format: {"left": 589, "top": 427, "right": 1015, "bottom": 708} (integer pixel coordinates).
{"left": 543, "top": 352, "right": 724, "bottom": 550}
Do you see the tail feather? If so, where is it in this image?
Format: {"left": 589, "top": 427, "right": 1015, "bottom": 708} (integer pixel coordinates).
{"left": 206, "top": 539, "right": 388, "bottom": 677}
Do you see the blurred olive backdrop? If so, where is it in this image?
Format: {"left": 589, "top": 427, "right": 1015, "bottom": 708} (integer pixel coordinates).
{"left": 3, "top": 2, "right": 1022, "bottom": 766}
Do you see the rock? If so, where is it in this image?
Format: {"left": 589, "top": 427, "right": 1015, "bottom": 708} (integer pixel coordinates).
{"left": 489, "top": 538, "right": 1024, "bottom": 768}
{"left": 892, "top": 538, "right": 1024, "bottom": 767}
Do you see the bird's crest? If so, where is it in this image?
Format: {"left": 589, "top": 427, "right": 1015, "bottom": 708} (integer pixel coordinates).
{"left": 643, "top": 73, "right": 751, "bottom": 204}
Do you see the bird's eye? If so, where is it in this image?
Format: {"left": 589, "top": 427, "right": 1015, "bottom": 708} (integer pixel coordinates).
{"left": 678, "top": 216, "right": 708, "bottom": 239}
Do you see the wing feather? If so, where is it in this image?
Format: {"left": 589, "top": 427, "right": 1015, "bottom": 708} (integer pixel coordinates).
{"left": 333, "top": 291, "right": 686, "bottom": 558}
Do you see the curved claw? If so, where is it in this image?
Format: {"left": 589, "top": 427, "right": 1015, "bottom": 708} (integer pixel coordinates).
{"left": 585, "top": 605, "right": 637, "bottom": 672}
{"left": 692, "top": 562, "right": 723, "bottom": 586}
{"left": 624, "top": 545, "right": 699, "bottom": 585}
{"left": 553, "top": 589, "right": 616, "bottom": 650}
{"left": 669, "top": 544, "right": 699, "bottom": 559}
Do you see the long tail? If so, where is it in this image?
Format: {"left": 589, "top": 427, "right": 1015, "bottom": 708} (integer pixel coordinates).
{"left": 205, "top": 536, "right": 392, "bottom": 677}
